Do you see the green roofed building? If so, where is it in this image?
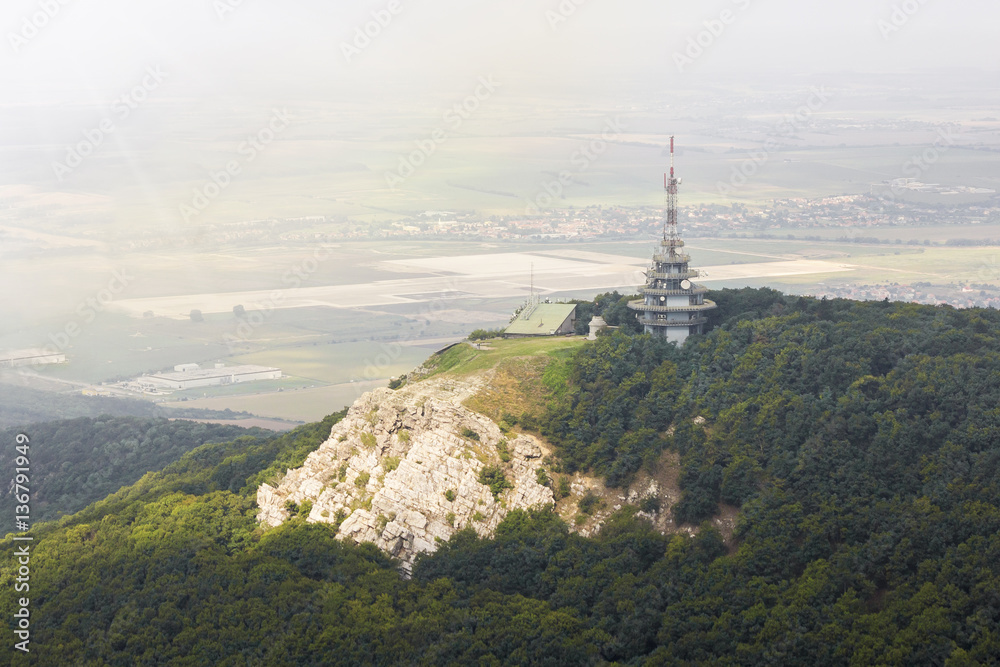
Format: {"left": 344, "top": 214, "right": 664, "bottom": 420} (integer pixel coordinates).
{"left": 504, "top": 302, "right": 577, "bottom": 338}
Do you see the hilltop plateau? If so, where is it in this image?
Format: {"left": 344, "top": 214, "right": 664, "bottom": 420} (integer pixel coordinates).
{"left": 4, "top": 289, "right": 1000, "bottom": 664}
{"left": 256, "top": 337, "right": 731, "bottom": 572}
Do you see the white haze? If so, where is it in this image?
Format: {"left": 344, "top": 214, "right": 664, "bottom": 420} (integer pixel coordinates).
{"left": 0, "top": 0, "right": 998, "bottom": 330}
{"left": 1, "top": 0, "right": 998, "bottom": 104}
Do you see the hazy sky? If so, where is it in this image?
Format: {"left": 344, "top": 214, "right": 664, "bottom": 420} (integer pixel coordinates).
{"left": 2, "top": 0, "right": 999, "bottom": 332}
{"left": 2, "top": 0, "right": 998, "bottom": 103}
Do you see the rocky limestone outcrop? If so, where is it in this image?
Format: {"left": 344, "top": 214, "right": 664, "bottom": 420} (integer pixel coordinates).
{"left": 257, "top": 379, "right": 553, "bottom": 572}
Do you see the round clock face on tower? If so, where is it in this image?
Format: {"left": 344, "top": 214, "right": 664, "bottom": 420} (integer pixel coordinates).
{"left": 680, "top": 279, "right": 692, "bottom": 290}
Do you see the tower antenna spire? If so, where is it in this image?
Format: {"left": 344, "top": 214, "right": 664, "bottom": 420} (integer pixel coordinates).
{"left": 628, "top": 135, "right": 717, "bottom": 344}
{"left": 664, "top": 135, "right": 679, "bottom": 244}
{"left": 521, "top": 262, "right": 540, "bottom": 320}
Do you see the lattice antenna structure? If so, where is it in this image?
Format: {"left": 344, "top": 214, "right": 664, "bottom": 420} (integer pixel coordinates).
{"left": 664, "top": 135, "right": 680, "bottom": 245}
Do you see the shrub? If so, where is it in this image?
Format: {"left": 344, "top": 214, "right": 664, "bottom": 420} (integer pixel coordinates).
{"left": 444, "top": 489, "right": 456, "bottom": 502}
{"left": 578, "top": 492, "right": 601, "bottom": 515}
{"left": 383, "top": 456, "right": 401, "bottom": 473}
{"left": 469, "top": 328, "right": 503, "bottom": 341}
{"left": 398, "top": 430, "right": 410, "bottom": 443}
{"left": 497, "top": 439, "right": 511, "bottom": 462}
{"left": 283, "top": 499, "right": 311, "bottom": 518}
{"left": 536, "top": 467, "right": 550, "bottom": 487}
{"left": 720, "top": 456, "right": 763, "bottom": 507}
{"left": 338, "top": 463, "right": 348, "bottom": 482}
{"left": 557, "top": 476, "right": 571, "bottom": 500}
{"left": 445, "top": 512, "right": 456, "bottom": 527}
{"left": 354, "top": 472, "right": 370, "bottom": 488}
{"left": 461, "top": 427, "right": 481, "bottom": 441}
{"left": 361, "top": 432, "right": 377, "bottom": 449}
{"left": 472, "top": 511, "right": 485, "bottom": 522}
{"left": 478, "top": 465, "right": 512, "bottom": 499}
{"left": 640, "top": 496, "right": 661, "bottom": 513}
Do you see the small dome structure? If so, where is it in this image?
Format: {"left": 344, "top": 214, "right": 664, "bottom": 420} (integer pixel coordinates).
{"left": 587, "top": 316, "right": 608, "bottom": 341}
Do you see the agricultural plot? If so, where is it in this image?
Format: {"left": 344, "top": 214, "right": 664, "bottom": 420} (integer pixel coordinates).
{"left": 161, "top": 380, "right": 389, "bottom": 423}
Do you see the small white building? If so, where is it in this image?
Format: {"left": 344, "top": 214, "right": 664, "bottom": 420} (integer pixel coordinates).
{"left": 504, "top": 303, "right": 578, "bottom": 338}
{"left": 587, "top": 316, "right": 608, "bottom": 341}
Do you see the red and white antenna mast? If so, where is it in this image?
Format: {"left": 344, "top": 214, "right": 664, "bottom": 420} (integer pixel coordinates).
{"left": 664, "top": 135, "right": 680, "bottom": 244}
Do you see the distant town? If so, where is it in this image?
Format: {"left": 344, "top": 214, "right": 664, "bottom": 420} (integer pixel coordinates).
{"left": 109, "top": 193, "right": 1000, "bottom": 251}
{"left": 808, "top": 282, "right": 1000, "bottom": 311}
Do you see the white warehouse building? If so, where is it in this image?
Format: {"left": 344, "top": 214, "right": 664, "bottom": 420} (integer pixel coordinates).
{"left": 141, "top": 364, "right": 282, "bottom": 391}
{"left": 1, "top": 349, "right": 66, "bottom": 368}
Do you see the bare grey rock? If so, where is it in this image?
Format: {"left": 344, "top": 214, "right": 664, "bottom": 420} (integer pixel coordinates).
{"left": 256, "top": 378, "right": 554, "bottom": 573}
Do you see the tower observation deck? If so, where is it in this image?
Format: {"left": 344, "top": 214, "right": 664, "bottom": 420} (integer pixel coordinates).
{"left": 627, "top": 136, "right": 716, "bottom": 344}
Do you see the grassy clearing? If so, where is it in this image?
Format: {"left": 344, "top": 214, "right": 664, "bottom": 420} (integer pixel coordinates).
{"left": 419, "top": 338, "right": 586, "bottom": 380}
{"left": 424, "top": 337, "right": 587, "bottom": 423}
{"left": 540, "top": 345, "right": 578, "bottom": 397}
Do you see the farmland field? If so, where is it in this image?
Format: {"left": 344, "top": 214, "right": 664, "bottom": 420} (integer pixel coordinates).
{"left": 4, "top": 89, "right": 1000, "bottom": 423}
{"left": 160, "top": 380, "right": 388, "bottom": 423}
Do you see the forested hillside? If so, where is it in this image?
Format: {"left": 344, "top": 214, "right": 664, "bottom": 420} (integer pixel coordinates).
{"left": 0, "top": 417, "right": 272, "bottom": 524}
{"left": 3, "top": 289, "right": 999, "bottom": 665}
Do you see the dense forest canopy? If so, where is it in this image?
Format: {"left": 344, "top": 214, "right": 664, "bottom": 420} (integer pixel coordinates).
{"left": 3, "top": 289, "right": 999, "bottom": 665}
{"left": 0, "top": 417, "right": 271, "bottom": 524}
